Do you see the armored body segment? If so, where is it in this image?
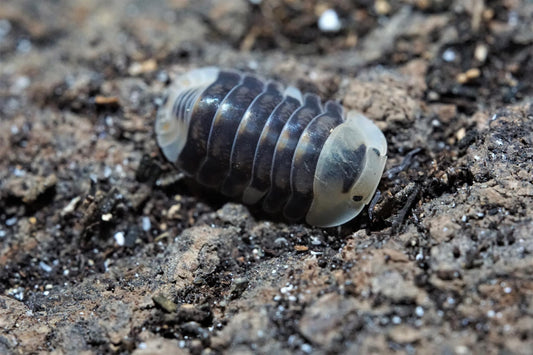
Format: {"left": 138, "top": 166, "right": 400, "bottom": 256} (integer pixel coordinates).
{"left": 221, "top": 82, "right": 284, "bottom": 198}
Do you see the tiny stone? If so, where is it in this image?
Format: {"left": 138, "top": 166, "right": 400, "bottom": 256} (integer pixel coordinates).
{"left": 375, "top": 0, "right": 391, "bottom": 15}
{"left": 142, "top": 216, "right": 151, "bottom": 231}
{"left": 6, "top": 217, "right": 18, "bottom": 226}
{"left": 474, "top": 43, "right": 488, "bottom": 62}
{"left": 0, "top": 19, "right": 12, "bottom": 39}
{"left": 442, "top": 48, "right": 456, "bottom": 62}
{"left": 17, "top": 38, "right": 32, "bottom": 53}
{"left": 114, "top": 231, "right": 125, "bottom": 246}
{"left": 39, "top": 261, "right": 53, "bottom": 273}
{"left": 318, "top": 9, "right": 342, "bottom": 32}
{"left": 415, "top": 306, "right": 424, "bottom": 317}
{"left": 301, "top": 344, "right": 313, "bottom": 353}
{"left": 152, "top": 294, "right": 178, "bottom": 313}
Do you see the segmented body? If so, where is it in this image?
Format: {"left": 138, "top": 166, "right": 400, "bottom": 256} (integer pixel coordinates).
{"left": 156, "top": 67, "right": 387, "bottom": 227}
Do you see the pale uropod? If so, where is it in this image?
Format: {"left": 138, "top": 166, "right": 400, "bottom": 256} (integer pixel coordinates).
{"left": 156, "top": 67, "right": 387, "bottom": 227}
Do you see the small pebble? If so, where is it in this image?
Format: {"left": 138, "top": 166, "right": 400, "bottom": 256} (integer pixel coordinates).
{"left": 5, "top": 217, "right": 17, "bottom": 226}
{"left": 375, "top": 0, "right": 391, "bottom": 15}
{"left": 128, "top": 59, "right": 157, "bottom": 76}
{"left": 318, "top": 9, "right": 342, "bottom": 32}
{"left": 114, "top": 231, "right": 125, "bottom": 246}
{"left": 10, "top": 76, "right": 31, "bottom": 93}
{"left": 142, "top": 216, "right": 151, "bottom": 231}
{"left": 301, "top": 344, "right": 313, "bottom": 353}
{"left": 0, "top": 19, "right": 12, "bottom": 39}
{"left": 156, "top": 70, "right": 169, "bottom": 83}
{"left": 415, "top": 306, "right": 424, "bottom": 317}
{"left": 17, "top": 38, "right": 32, "bottom": 53}
{"left": 442, "top": 48, "right": 456, "bottom": 62}
{"left": 39, "top": 261, "right": 53, "bottom": 273}
{"left": 474, "top": 43, "right": 488, "bottom": 62}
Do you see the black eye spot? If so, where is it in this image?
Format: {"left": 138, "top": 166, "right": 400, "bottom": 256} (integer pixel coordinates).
{"left": 352, "top": 195, "right": 363, "bottom": 202}
{"left": 372, "top": 147, "right": 381, "bottom": 156}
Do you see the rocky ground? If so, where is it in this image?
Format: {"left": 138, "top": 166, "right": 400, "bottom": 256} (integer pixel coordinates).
{"left": 0, "top": 0, "right": 532, "bottom": 354}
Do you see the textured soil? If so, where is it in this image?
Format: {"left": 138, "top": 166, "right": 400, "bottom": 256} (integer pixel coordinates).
{"left": 1, "top": 0, "right": 532, "bottom": 354}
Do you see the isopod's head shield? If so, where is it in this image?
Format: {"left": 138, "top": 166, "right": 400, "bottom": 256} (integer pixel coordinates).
{"left": 155, "top": 67, "right": 220, "bottom": 163}
{"left": 305, "top": 111, "right": 387, "bottom": 227}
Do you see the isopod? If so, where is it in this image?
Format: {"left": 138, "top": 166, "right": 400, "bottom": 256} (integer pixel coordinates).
{"left": 155, "top": 67, "right": 387, "bottom": 227}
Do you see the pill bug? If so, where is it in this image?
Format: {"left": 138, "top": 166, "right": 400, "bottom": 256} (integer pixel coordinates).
{"left": 156, "top": 67, "right": 387, "bottom": 227}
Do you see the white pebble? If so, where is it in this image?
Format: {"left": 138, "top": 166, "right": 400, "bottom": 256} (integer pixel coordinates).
{"left": 17, "top": 38, "right": 32, "bottom": 53}
{"left": 114, "top": 231, "right": 125, "bottom": 246}
{"left": 301, "top": 344, "right": 312, "bottom": 353}
{"left": 442, "top": 48, "right": 456, "bottom": 62}
{"left": 10, "top": 76, "right": 31, "bottom": 93}
{"left": 39, "top": 261, "right": 53, "bottom": 273}
{"left": 415, "top": 306, "right": 424, "bottom": 317}
{"left": 5, "top": 217, "right": 17, "bottom": 226}
{"left": 318, "top": 9, "right": 342, "bottom": 33}
{"left": 0, "top": 19, "right": 12, "bottom": 39}
{"left": 142, "top": 216, "right": 151, "bottom": 231}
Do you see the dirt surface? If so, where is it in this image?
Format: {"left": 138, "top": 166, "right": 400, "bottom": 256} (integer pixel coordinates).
{"left": 1, "top": 0, "right": 532, "bottom": 354}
